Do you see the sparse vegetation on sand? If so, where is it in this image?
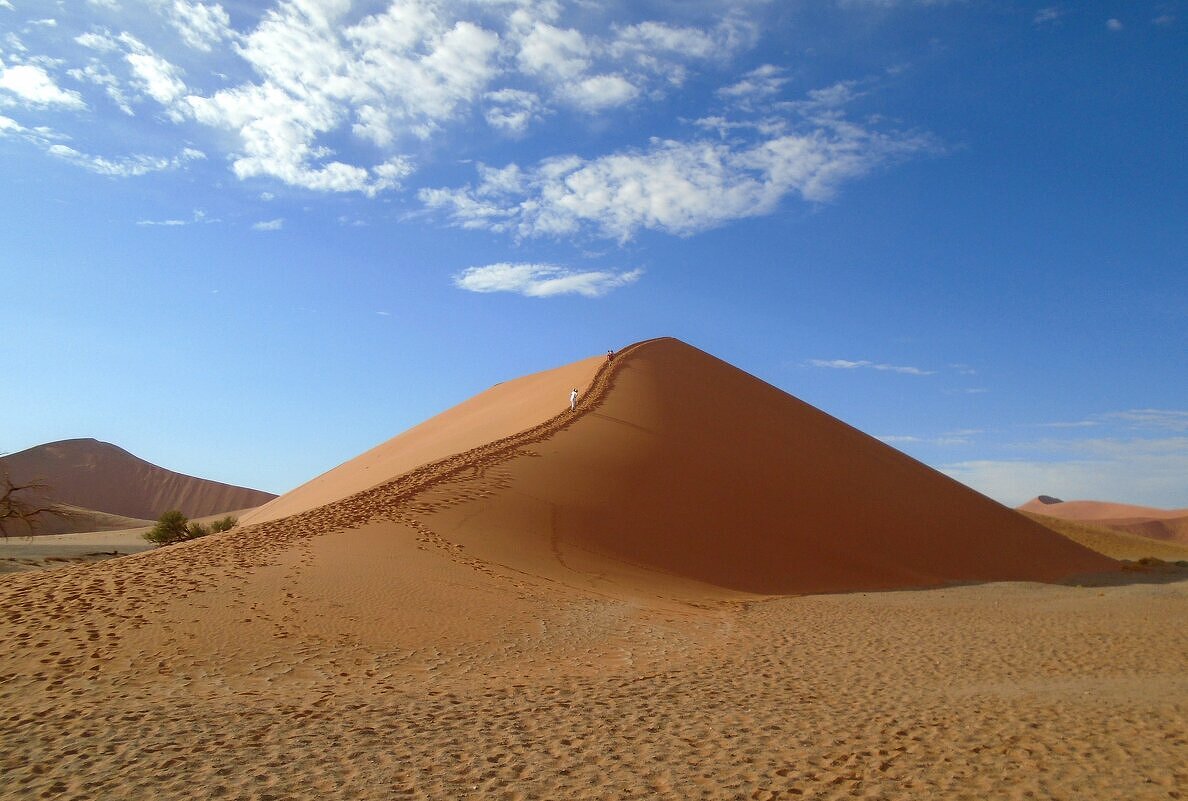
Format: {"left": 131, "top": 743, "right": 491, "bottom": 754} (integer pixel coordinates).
{"left": 145, "top": 510, "right": 236, "bottom": 546}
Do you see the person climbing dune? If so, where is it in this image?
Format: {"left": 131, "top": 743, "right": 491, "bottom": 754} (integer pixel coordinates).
{"left": 569, "top": 387, "right": 578, "bottom": 410}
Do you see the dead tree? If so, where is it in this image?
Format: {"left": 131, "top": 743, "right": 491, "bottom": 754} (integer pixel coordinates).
{"left": 0, "top": 469, "right": 66, "bottom": 538}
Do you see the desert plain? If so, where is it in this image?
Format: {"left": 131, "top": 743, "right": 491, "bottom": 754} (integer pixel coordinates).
{"left": 2, "top": 338, "right": 1185, "bottom": 800}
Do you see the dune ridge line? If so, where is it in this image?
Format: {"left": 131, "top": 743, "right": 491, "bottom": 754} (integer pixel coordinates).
{"left": 231, "top": 339, "right": 659, "bottom": 550}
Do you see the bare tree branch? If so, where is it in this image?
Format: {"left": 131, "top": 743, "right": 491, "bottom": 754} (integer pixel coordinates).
{"left": 0, "top": 469, "right": 69, "bottom": 538}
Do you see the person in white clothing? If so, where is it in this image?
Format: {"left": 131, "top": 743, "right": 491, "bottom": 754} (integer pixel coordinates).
{"left": 569, "top": 387, "right": 578, "bottom": 410}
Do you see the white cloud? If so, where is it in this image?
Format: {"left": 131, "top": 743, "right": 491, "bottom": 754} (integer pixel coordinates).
{"left": 0, "top": 1, "right": 14, "bottom": 10}
{"left": 517, "top": 21, "right": 591, "bottom": 81}
{"left": 136, "top": 208, "right": 211, "bottom": 225}
{"left": 68, "top": 61, "right": 134, "bottom": 114}
{"left": 137, "top": 217, "right": 188, "bottom": 226}
{"left": 879, "top": 434, "right": 973, "bottom": 447}
{"left": 483, "top": 88, "right": 543, "bottom": 135}
{"left": 1041, "top": 409, "right": 1188, "bottom": 433}
{"left": 1108, "top": 409, "right": 1188, "bottom": 432}
{"left": 252, "top": 218, "right": 284, "bottom": 231}
{"left": 610, "top": 21, "right": 719, "bottom": 61}
{"left": 1033, "top": 7, "right": 1062, "bottom": 25}
{"left": 167, "top": 1, "right": 233, "bottom": 51}
{"left": 0, "top": 64, "right": 86, "bottom": 109}
{"left": 1106, "top": 18, "right": 1124, "bottom": 31}
{"left": 808, "top": 358, "right": 935, "bottom": 375}
{"left": 454, "top": 263, "right": 642, "bottom": 298}
{"left": 29, "top": 19, "right": 58, "bottom": 28}
{"left": 86, "top": 0, "right": 121, "bottom": 8}
{"left": 942, "top": 438, "right": 1188, "bottom": 508}
{"left": 46, "top": 143, "right": 205, "bottom": 175}
{"left": 718, "top": 64, "right": 787, "bottom": 102}
{"left": 423, "top": 98, "right": 931, "bottom": 242}
{"left": 564, "top": 73, "right": 638, "bottom": 111}
{"left": 119, "top": 33, "right": 187, "bottom": 105}
{"left": 75, "top": 31, "right": 121, "bottom": 52}
{"left": 173, "top": 0, "right": 496, "bottom": 194}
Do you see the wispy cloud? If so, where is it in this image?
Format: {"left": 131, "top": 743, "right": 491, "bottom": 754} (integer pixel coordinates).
{"left": 47, "top": 143, "right": 204, "bottom": 176}
{"left": 136, "top": 208, "right": 213, "bottom": 226}
{"left": 252, "top": 218, "right": 284, "bottom": 231}
{"left": 453, "top": 263, "right": 642, "bottom": 298}
{"left": 1039, "top": 409, "right": 1188, "bottom": 432}
{"left": 422, "top": 94, "right": 934, "bottom": 241}
{"left": 1033, "top": 7, "right": 1062, "bottom": 26}
{"left": 807, "top": 358, "right": 935, "bottom": 375}
{"left": 1106, "top": 18, "right": 1124, "bottom": 31}
{"left": 942, "top": 437, "right": 1188, "bottom": 508}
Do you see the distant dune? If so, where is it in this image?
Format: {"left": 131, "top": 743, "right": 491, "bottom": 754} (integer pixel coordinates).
{"left": 1022, "top": 512, "right": 1188, "bottom": 562}
{"left": 0, "top": 438, "right": 276, "bottom": 526}
{"left": 1018, "top": 497, "right": 1188, "bottom": 546}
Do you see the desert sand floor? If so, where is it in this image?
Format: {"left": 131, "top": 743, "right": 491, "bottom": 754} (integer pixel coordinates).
{"left": 0, "top": 529, "right": 154, "bottom": 574}
{"left": 1, "top": 528, "right": 1185, "bottom": 801}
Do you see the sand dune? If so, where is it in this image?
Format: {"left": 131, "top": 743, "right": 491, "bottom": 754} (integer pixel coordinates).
{"left": 240, "top": 354, "right": 604, "bottom": 526}
{"left": 1019, "top": 497, "right": 1188, "bottom": 545}
{"left": 2, "top": 339, "right": 1181, "bottom": 801}
{"left": 1024, "top": 512, "right": 1188, "bottom": 562}
{"left": 0, "top": 438, "right": 276, "bottom": 525}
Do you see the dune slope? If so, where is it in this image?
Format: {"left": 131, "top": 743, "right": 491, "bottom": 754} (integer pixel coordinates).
{"left": 240, "top": 354, "right": 605, "bottom": 526}
{"left": 0, "top": 438, "right": 276, "bottom": 523}
{"left": 395, "top": 338, "right": 1115, "bottom": 595}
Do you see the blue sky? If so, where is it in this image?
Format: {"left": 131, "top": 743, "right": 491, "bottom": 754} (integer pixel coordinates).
{"left": 1, "top": 0, "right": 1185, "bottom": 508}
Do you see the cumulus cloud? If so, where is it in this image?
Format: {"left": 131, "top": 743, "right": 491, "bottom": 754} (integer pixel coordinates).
{"left": 564, "top": 73, "right": 638, "bottom": 111}
{"left": 453, "top": 263, "right": 642, "bottom": 298}
{"left": 166, "top": 1, "right": 234, "bottom": 51}
{"left": 3, "top": 0, "right": 928, "bottom": 218}
{"left": 423, "top": 97, "right": 931, "bottom": 242}
{"left": 808, "top": 358, "right": 935, "bottom": 375}
{"left": 483, "top": 88, "right": 543, "bottom": 134}
{"left": 119, "top": 33, "right": 187, "bottom": 105}
{"left": 0, "top": 63, "right": 86, "bottom": 109}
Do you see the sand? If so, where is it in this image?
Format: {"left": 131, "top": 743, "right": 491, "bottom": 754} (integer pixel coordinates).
{"left": 1024, "top": 512, "right": 1188, "bottom": 562}
{"left": 1, "top": 438, "right": 276, "bottom": 524}
{"left": 1019, "top": 498, "right": 1188, "bottom": 547}
{"left": 1, "top": 339, "right": 1183, "bottom": 800}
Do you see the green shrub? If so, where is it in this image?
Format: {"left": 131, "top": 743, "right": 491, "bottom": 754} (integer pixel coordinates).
{"left": 145, "top": 511, "right": 236, "bottom": 546}
{"left": 145, "top": 510, "right": 190, "bottom": 545}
